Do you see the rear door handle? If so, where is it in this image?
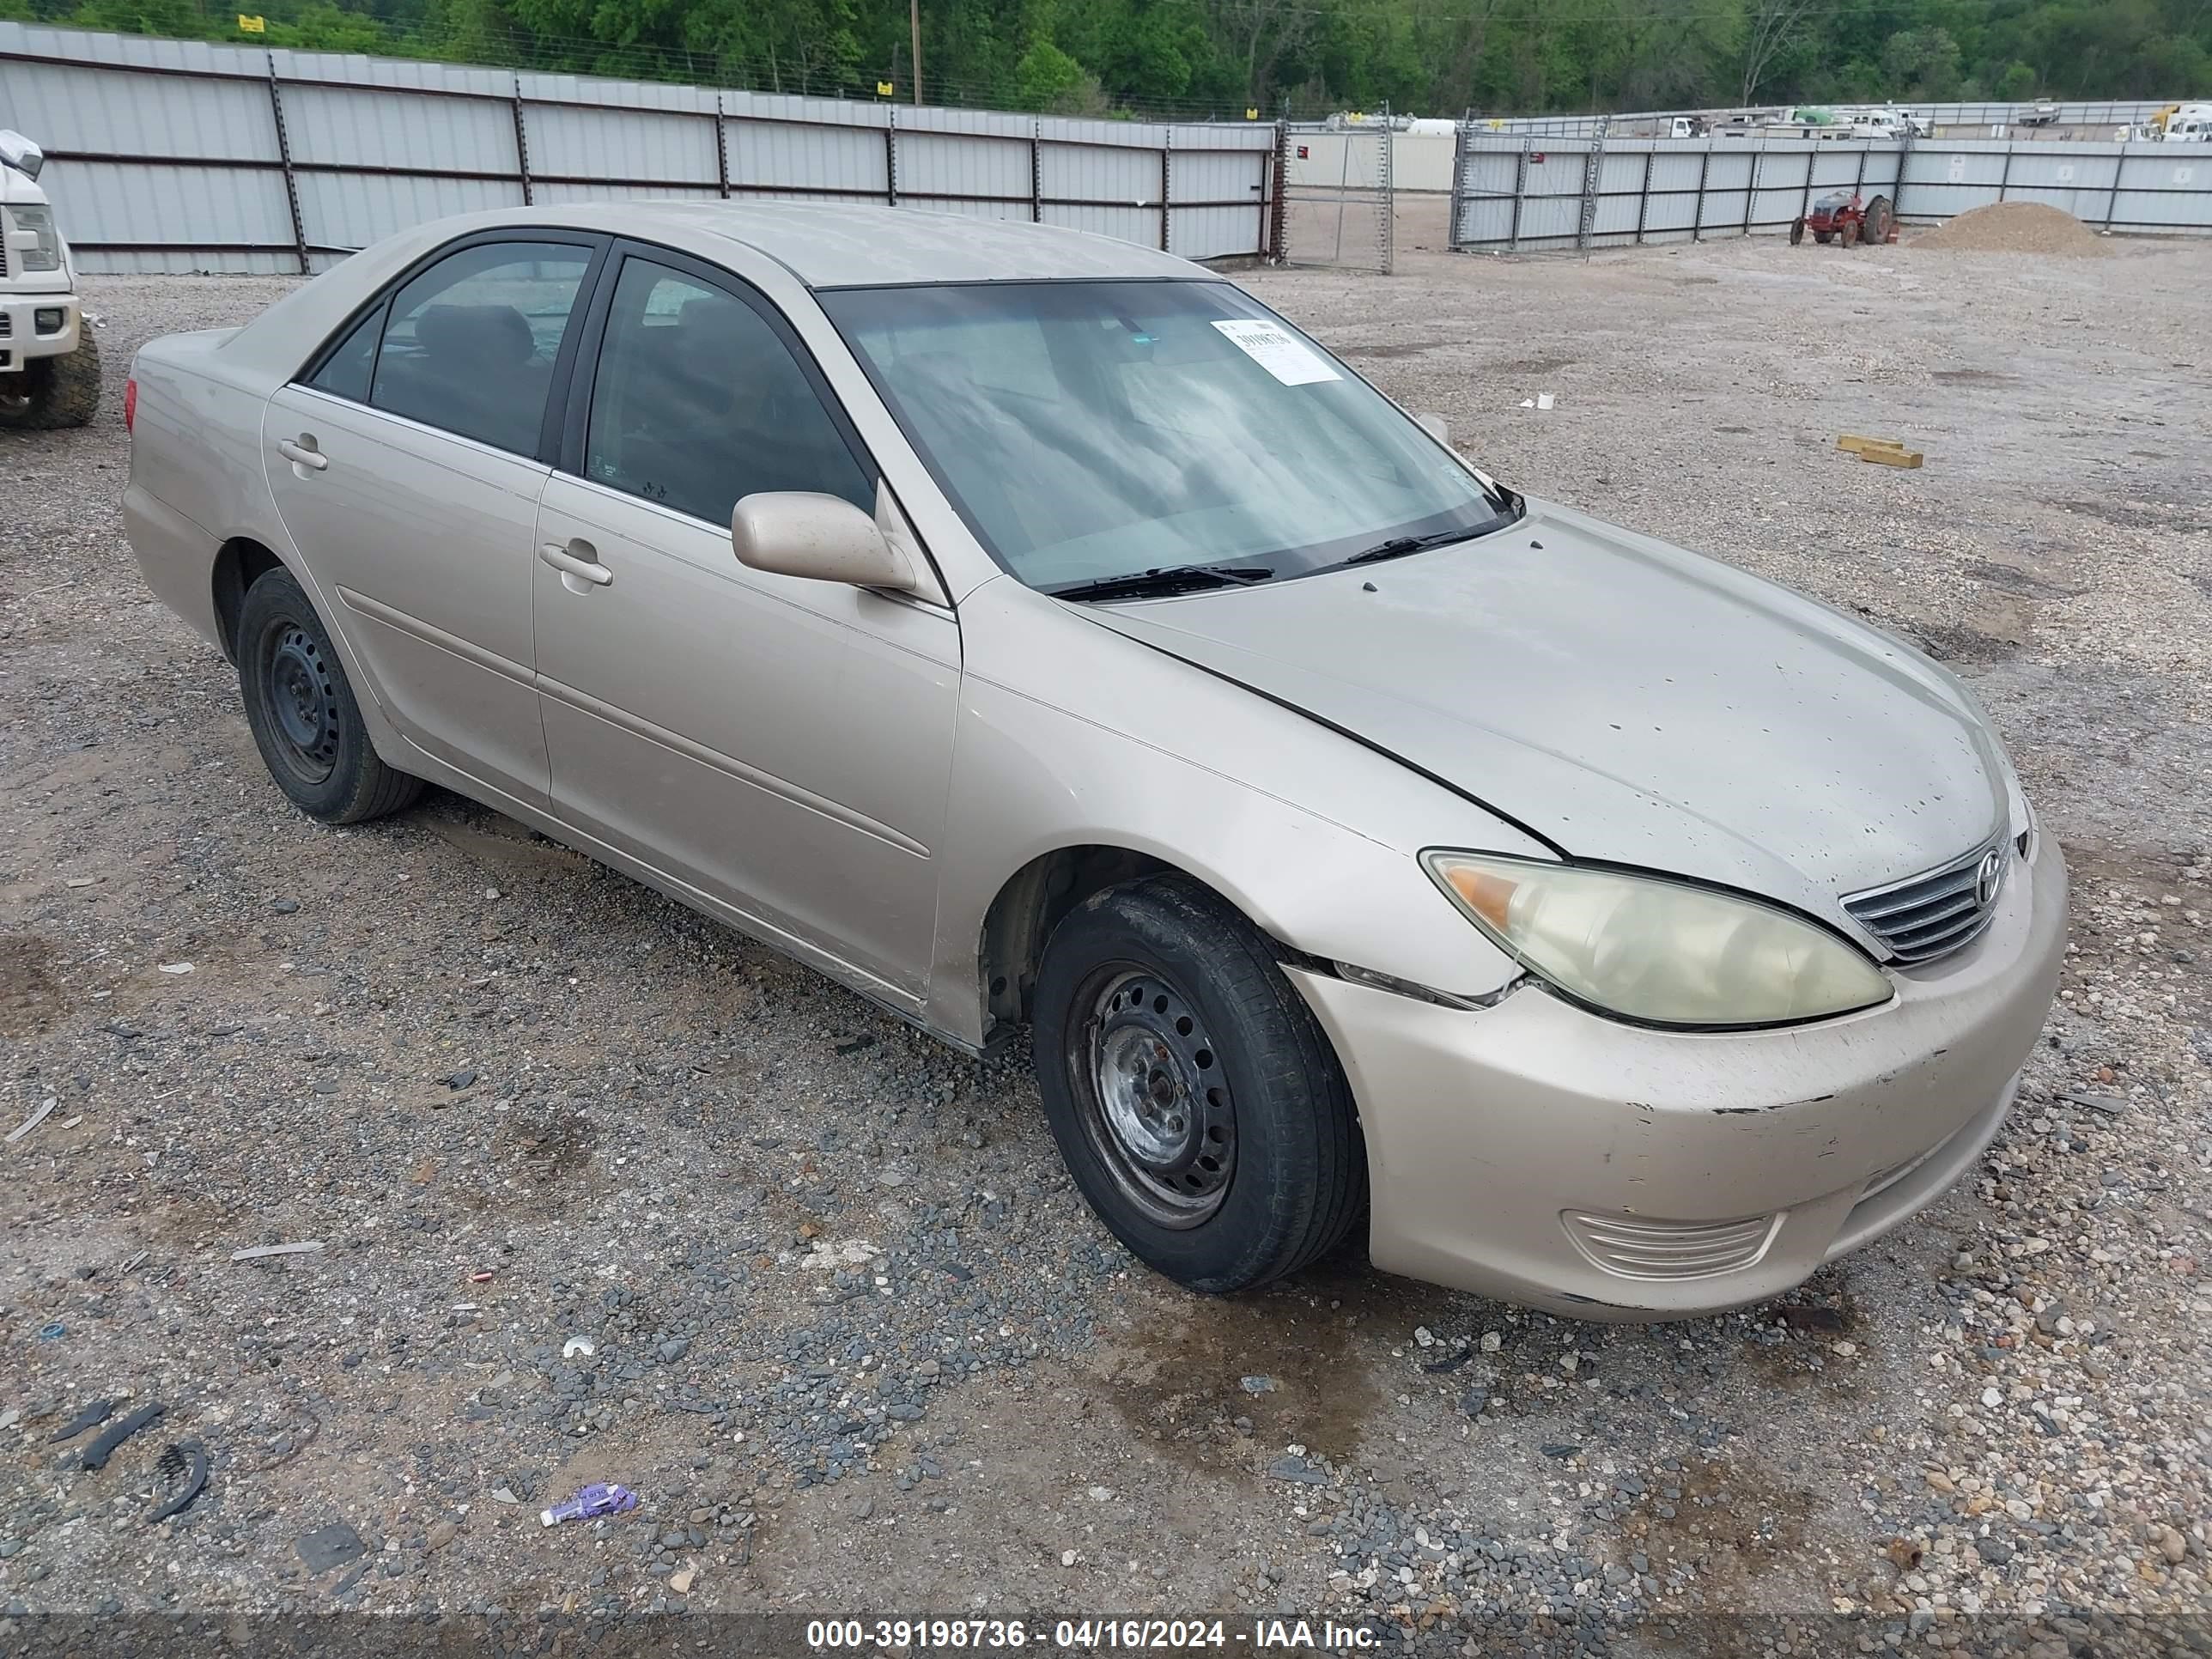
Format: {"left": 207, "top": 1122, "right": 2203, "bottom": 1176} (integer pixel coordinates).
{"left": 277, "top": 438, "right": 328, "bottom": 471}
{"left": 539, "top": 540, "right": 612, "bottom": 587}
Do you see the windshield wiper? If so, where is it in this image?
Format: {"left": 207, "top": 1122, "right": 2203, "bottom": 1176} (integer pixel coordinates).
{"left": 1045, "top": 563, "right": 1277, "bottom": 603}
{"left": 1342, "top": 528, "right": 1483, "bottom": 567}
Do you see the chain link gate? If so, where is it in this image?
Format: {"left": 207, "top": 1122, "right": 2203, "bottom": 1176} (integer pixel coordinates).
{"left": 1275, "top": 118, "right": 1394, "bottom": 272}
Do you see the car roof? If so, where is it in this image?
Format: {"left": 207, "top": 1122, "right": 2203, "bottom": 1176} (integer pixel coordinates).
{"left": 556, "top": 201, "right": 1206, "bottom": 289}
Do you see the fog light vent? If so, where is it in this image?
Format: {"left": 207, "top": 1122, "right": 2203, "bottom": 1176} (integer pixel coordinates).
{"left": 1562, "top": 1210, "right": 1782, "bottom": 1280}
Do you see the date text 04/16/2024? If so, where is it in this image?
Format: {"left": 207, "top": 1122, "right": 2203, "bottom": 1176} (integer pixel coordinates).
{"left": 803, "top": 1620, "right": 1378, "bottom": 1650}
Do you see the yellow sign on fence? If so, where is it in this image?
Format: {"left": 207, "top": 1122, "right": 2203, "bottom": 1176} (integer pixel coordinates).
{"left": 877, "top": 81, "right": 895, "bottom": 97}
{"left": 1245, "top": 107, "right": 1259, "bottom": 120}
{"left": 237, "top": 13, "right": 265, "bottom": 30}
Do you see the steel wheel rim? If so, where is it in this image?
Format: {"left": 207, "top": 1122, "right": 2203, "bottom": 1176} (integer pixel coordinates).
{"left": 1073, "top": 965, "right": 1236, "bottom": 1228}
{"left": 262, "top": 621, "right": 341, "bottom": 786}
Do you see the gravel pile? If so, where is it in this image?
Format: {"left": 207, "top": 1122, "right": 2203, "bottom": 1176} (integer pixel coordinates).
{"left": 1913, "top": 202, "right": 2111, "bottom": 256}
{"left": 2, "top": 246, "right": 2207, "bottom": 1650}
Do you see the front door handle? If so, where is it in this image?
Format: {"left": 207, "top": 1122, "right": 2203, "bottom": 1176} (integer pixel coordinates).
{"left": 277, "top": 437, "right": 328, "bottom": 471}
{"left": 539, "top": 540, "right": 612, "bottom": 587}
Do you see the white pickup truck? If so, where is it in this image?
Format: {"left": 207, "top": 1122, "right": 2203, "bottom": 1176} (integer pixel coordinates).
{"left": 1, "top": 129, "right": 99, "bottom": 428}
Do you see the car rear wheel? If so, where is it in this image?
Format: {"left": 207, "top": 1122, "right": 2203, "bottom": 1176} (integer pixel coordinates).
{"left": 1032, "top": 874, "right": 1366, "bottom": 1292}
{"left": 237, "top": 567, "right": 423, "bottom": 823}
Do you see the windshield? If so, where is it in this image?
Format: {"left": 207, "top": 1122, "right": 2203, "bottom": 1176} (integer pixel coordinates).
{"left": 819, "top": 280, "right": 1517, "bottom": 593}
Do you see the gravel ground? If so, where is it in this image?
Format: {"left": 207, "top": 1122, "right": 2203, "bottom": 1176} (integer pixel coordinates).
{"left": 3, "top": 234, "right": 2209, "bottom": 1654}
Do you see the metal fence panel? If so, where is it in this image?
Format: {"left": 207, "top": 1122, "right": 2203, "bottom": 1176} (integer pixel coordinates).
{"left": 1042, "top": 203, "right": 1156, "bottom": 245}
{"left": 899, "top": 131, "right": 1030, "bottom": 207}
{"left": 526, "top": 102, "right": 720, "bottom": 185}
{"left": 1042, "top": 142, "right": 1158, "bottom": 208}
{"left": 0, "top": 59, "right": 276, "bottom": 161}
{"left": 1451, "top": 125, "right": 2207, "bottom": 252}
{"left": 1, "top": 20, "right": 1276, "bottom": 270}
{"left": 731, "top": 118, "right": 890, "bottom": 197}
{"left": 50, "top": 158, "right": 295, "bottom": 259}
{"left": 1171, "top": 204, "right": 1261, "bottom": 260}
{"left": 284, "top": 82, "right": 514, "bottom": 173}
{"left": 297, "top": 171, "right": 521, "bottom": 253}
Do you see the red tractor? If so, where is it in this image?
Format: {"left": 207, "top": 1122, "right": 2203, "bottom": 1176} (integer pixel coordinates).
{"left": 1790, "top": 189, "right": 1895, "bottom": 246}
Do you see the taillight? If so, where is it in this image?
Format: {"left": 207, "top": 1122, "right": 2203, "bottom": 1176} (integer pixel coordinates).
{"left": 125, "top": 376, "right": 137, "bottom": 433}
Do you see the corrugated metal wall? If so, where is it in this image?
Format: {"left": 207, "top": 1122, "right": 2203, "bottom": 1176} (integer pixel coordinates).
{"left": 1450, "top": 131, "right": 2212, "bottom": 251}
{"left": 0, "top": 21, "right": 1277, "bottom": 273}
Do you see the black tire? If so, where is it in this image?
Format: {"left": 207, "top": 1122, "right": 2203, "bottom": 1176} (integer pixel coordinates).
{"left": 236, "top": 567, "right": 423, "bottom": 823}
{"left": 0, "top": 328, "right": 101, "bottom": 429}
{"left": 1032, "top": 874, "right": 1365, "bottom": 1293}
{"left": 1789, "top": 217, "right": 1806, "bottom": 246}
{"left": 1861, "top": 196, "right": 1893, "bottom": 245}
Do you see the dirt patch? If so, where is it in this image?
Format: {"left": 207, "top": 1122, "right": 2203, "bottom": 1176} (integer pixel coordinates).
{"left": 0, "top": 933, "right": 61, "bottom": 1039}
{"left": 1334, "top": 338, "right": 1455, "bottom": 362}
{"left": 1621, "top": 1455, "right": 1820, "bottom": 1607}
{"left": 1088, "top": 1279, "right": 1378, "bottom": 1467}
{"left": 1912, "top": 202, "right": 2109, "bottom": 257}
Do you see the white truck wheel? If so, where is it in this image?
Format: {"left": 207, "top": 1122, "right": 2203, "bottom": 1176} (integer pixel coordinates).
{"left": 0, "top": 326, "right": 101, "bottom": 429}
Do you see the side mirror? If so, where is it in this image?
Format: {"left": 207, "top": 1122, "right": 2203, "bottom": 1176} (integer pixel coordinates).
{"left": 1414, "top": 411, "right": 1449, "bottom": 445}
{"left": 732, "top": 490, "right": 918, "bottom": 592}
{"left": 0, "top": 130, "right": 46, "bottom": 180}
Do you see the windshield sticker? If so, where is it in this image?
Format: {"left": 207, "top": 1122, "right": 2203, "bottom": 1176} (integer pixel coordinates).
{"left": 1211, "top": 319, "right": 1340, "bottom": 386}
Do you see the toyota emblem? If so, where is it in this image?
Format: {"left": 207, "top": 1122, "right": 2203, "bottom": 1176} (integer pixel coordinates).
{"left": 1974, "top": 848, "right": 2005, "bottom": 908}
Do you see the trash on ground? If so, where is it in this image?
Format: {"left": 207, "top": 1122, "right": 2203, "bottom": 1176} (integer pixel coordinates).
{"left": 1837, "top": 434, "right": 1924, "bottom": 469}
{"left": 64, "top": 876, "right": 98, "bottom": 887}
{"left": 470, "top": 1270, "right": 495, "bottom": 1283}
{"left": 1422, "top": 1346, "right": 1474, "bottom": 1374}
{"left": 296, "top": 1521, "right": 365, "bottom": 1572}
{"left": 539, "top": 1481, "right": 638, "bottom": 1527}
{"left": 1536, "top": 392, "right": 1556, "bottom": 410}
{"left": 82, "top": 1401, "right": 164, "bottom": 1470}
{"left": 2061, "top": 1090, "right": 2129, "bottom": 1115}
{"left": 490, "top": 1486, "right": 521, "bottom": 1505}
{"left": 799, "top": 1238, "right": 880, "bottom": 1270}
{"left": 562, "top": 1336, "right": 595, "bottom": 1358}
{"left": 231, "top": 1242, "right": 325, "bottom": 1262}
{"left": 146, "top": 1441, "right": 210, "bottom": 1523}
{"left": 48, "top": 1398, "right": 115, "bottom": 1443}
{"left": 37, "top": 1322, "right": 65, "bottom": 1341}
{"left": 156, "top": 963, "right": 195, "bottom": 975}
{"left": 1239, "top": 1375, "right": 1278, "bottom": 1395}
{"left": 6, "top": 1097, "right": 58, "bottom": 1144}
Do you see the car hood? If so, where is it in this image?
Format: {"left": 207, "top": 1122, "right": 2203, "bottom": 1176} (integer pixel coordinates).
{"left": 1086, "top": 499, "right": 2008, "bottom": 915}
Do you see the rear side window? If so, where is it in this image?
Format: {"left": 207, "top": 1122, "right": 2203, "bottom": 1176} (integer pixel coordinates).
{"left": 581, "top": 257, "right": 871, "bottom": 527}
{"left": 307, "top": 302, "right": 382, "bottom": 402}
{"left": 368, "top": 241, "right": 592, "bottom": 455}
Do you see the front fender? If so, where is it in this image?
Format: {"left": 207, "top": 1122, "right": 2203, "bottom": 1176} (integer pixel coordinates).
{"left": 926, "top": 579, "right": 1540, "bottom": 1047}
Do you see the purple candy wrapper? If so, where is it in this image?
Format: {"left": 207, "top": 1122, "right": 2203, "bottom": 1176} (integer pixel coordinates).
{"left": 538, "top": 1482, "right": 639, "bottom": 1527}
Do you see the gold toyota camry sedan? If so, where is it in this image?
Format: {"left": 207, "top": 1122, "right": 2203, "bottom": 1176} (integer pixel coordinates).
{"left": 123, "top": 204, "right": 2064, "bottom": 1318}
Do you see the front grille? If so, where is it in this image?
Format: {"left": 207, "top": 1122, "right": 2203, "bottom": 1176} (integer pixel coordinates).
{"left": 1562, "top": 1210, "right": 1783, "bottom": 1280}
{"left": 1843, "top": 832, "right": 2009, "bottom": 963}
{"left": 0, "top": 313, "right": 10, "bottom": 338}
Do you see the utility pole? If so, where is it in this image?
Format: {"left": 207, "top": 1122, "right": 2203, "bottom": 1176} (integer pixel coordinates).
{"left": 910, "top": 0, "right": 923, "bottom": 106}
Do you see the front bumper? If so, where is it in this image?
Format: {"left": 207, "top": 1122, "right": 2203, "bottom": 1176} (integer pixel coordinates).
{"left": 0, "top": 291, "right": 81, "bottom": 372}
{"left": 1291, "top": 835, "right": 2066, "bottom": 1319}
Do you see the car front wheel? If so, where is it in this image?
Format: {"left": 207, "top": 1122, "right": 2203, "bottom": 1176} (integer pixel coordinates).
{"left": 236, "top": 567, "right": 424, "bottom": 823}
{"left": 1032, "top": 874, "right": 1366, "bottom": 1292}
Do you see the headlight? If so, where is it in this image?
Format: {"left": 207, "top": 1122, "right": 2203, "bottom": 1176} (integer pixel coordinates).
{"left": 1423, "top": 851, "right": 1891, "bottom": 1029}
{"left": 7, "top": 204, "right": 62, "bottom": 271}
